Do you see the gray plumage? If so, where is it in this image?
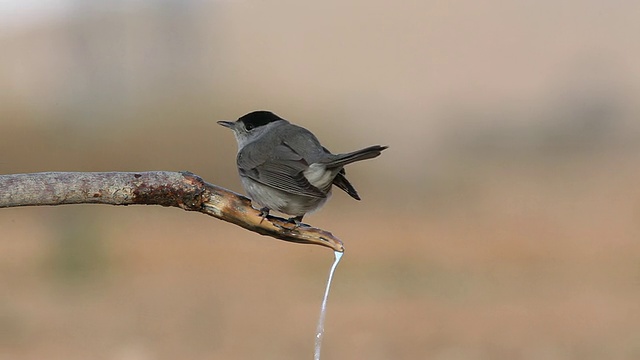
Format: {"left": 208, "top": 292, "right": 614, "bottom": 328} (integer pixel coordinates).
{"left": 218, "top": 111, "right": 387, "bottom": 220}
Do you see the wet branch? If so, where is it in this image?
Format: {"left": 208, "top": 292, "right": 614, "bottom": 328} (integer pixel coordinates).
{"left": 0, "top": 171, "right": 344, "bottom": 252}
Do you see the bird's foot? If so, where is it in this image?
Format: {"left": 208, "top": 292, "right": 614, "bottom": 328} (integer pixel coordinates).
{"left": 259, "top": 207, "right": 270, "bottom": 224}
{"left": 272, "top": 215, "right": 307, "bottom": 231}
{"left": 287, "top": 215, "right": 306, "bottom": 228}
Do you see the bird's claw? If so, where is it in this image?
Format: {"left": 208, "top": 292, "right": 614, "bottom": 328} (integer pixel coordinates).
{"left": 259, "top": 207, "right": 270, "bottom": 224}
{"left": 287, "top": 215, "right": 306, "bottom": 229}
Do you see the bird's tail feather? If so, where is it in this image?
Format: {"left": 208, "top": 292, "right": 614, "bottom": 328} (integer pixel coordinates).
{"left": 323, "top": 145, "right": 388, "bottom": 168}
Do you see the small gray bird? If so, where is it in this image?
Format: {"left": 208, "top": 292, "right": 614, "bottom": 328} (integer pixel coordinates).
{"left": 218, "top": 110, "right": 387, "bottom": 224}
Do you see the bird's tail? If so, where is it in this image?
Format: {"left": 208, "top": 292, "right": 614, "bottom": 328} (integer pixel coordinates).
{"left": 323, "top": 145, "right": 388, "bottom": 168}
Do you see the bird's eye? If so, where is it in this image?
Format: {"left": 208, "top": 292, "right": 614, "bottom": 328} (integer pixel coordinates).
{"left": 245, "top": 123, "right": 255, "bottom": 131}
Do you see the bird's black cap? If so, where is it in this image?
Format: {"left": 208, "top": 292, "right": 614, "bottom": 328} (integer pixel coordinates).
{"left": 238, "top": 110, "right": 284, "bottom": 130}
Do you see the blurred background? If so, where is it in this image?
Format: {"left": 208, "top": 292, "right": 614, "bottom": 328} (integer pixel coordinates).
{"left": 1, "top": 0, "right": 640, "bottom": 359}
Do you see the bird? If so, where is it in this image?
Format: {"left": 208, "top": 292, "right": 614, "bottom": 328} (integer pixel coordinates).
{"left": 218, "top": 110, "right": 387, "bottom": 224}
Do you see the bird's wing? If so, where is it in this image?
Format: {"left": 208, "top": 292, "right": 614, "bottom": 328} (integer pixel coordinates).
{"left": 238, "top": 142, "right": 327, "bottom": 198}
{"left": 280, "top": 126, "right": 330, "bottom": 164}
{"left": 332, "top": 170, "right": 361, "bottom": 200}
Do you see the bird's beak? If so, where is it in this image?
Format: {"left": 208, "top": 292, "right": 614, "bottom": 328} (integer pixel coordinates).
{"left": 217, "top": 120, "right": 235, "bottom": 129}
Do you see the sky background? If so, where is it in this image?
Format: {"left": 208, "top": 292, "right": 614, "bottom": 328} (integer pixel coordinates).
{"left": 1, "top": 1, "right": 640, "bottom": 359}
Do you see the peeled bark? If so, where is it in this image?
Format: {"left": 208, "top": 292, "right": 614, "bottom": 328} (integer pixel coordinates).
{"left": 0, "top": 171, "right": 344, "bottom": 252}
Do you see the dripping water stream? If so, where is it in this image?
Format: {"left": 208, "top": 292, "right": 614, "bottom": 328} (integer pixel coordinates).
{"left": 313, "top": 250, "right": 343, "bottom": 360}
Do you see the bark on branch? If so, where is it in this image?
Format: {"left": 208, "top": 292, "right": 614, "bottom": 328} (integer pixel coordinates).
{"left": 0, "top": 171, "right": 344, "bottom": 252}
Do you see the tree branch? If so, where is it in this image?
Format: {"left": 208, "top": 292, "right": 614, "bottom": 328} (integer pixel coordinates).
{"left": 0, "top": 171, "right": 344, "bottom": 252}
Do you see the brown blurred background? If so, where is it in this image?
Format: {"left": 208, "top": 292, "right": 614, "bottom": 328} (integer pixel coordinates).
{"left": 1, "top": 1, "right": 640, "bottom": 359}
